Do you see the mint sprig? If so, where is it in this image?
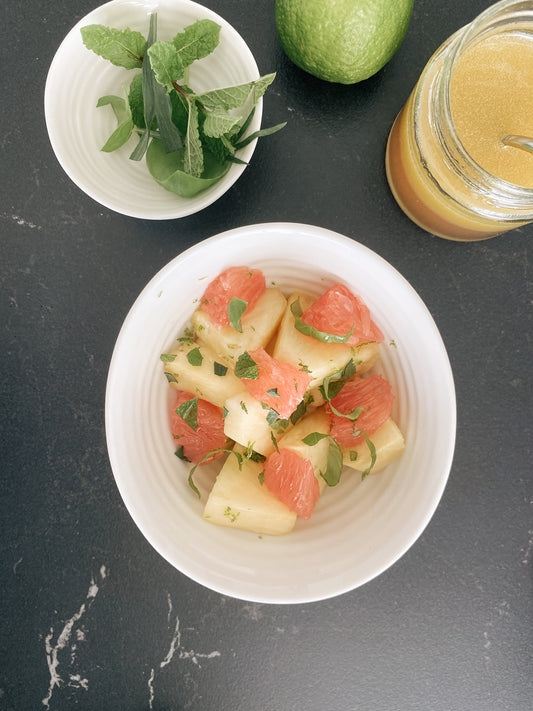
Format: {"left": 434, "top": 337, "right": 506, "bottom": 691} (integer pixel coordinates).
{"left": 81, "top": 15, "right": 285, "bottom": 197}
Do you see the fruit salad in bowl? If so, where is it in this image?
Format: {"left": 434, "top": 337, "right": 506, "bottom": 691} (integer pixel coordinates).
{"left": 161, "top": 266, "right": 406, "bottom": 536}
{"left": 105, "top": 223, "right": 455, "bottom": 603}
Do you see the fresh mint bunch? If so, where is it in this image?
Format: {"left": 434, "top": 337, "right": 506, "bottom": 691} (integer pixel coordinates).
{"left": 81, "top": 15, "right": 285, "bottom": 197}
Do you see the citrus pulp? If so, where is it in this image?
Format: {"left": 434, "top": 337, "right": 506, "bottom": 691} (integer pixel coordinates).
{"left": 200, "top": 266, "right": 265, "bottom": 327}
{"left": 240, "top": 347, "right": 311, "bottom": 419}
{"left": 328, "top": 374, "right": 394, "bottom": 446}
{"left": 170, "top": 391, "right": 228, "bottom": 463}
{"left": 263, "top": 448, "right": 320, "bottom": 519}
{"left": 302, "top": 282, "right": 384, "bottom": 345}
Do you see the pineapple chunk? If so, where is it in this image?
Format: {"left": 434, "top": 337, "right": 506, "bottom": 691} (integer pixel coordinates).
{"left": 163, "top": 341, "right": 245, "bottom": 408}
{"left": 276, "top": 408, "right": 331, "bottom": 495}
{"left": 223, "top": 392, "right": 287, "bottom": 456}
{"left": 342, "top": 418, "right": 405, "bottom": 474}
{"left": 191, "top": 287, "right": 287, "bottom": 364}
{"left": 203, "top": 446, "right": 297, "bottom": 536}
{"left": 272, "top": 292, "right": 380, "bottom": 389}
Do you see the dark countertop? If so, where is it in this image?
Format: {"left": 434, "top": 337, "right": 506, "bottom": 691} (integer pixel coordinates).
{"left": 2, "top": 1, "right": 532, "bottom": 709}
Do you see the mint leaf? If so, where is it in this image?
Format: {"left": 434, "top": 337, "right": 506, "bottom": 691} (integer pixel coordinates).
{"left": 360, "top": 432, "right": 377, "bottom": 479}
{"left": 176, "top": 396, "right": 198, "bottom": 431}
{"left": 321, "top": 437, "right": 344, "bottom": 486}
{"left": 128, "top": 72, "right": 146, "bottom": 128}
{"left": 233, "top": 121, "right": 287, "bottom": 151}
{"left": 302, "top": 432, "right": 328, "bottom": 446}
{"left": 153, "top": 79, "right": 183, "bottom": 152}
{"left": 320, "top": 365, "right": 367, "bottom": 419}
{"left": 96, "top": 92, "right": 133, "bottom": 151}
{"left": 320, "top": 360, "right": 357, "bottom": 402}
{"left": 302, "top": 433, "right": 343, "bottom": 487}
{"left": 184, "top": 100, "right": 203, "bottom": 177}
{"left": 160, "top": 353, "right": 176, "bottom": 362}
{"left": 214, "top": 362, "right": 228, "bottom": 376}
{"left": 290, "top": 298, "right": 354, "bottom": 344}
{"left": 81, "top": 24, "right": 145, "bottom": 69}
{"left": 203, "top": 109, "right": 242, "bottom": 138}
{"left": 251, "top": 73, "right": 277, "bottom": 102}
{"left": 175, "top": 445, "right": 191, "bottom": 462}
{"left": 130, "top": 13, "right": 157, "bottom": 161}
{"left": 147, "top": 40, "right": 185, "bottom": 90}
{"left": 232, "top": 107, "right": 256, "bottom": 143}
{"left": 319, "top": 361, "right": 366, "bottom": 421}
{"left": 187, "top": 445, "right": 247, "bottom": 498}
{"left": 143, "top": 38, "right": 183, "bottom": 153}
{"left": 265, "top": 408, "right": 280, "bottom": 426}
{"left": 186, "top": 347, "right": 203, "bottom": 366}
{"left": 197, "top": 73, "right": 277, "bottom": 111}
{"left": 170, "top": 89, "right": 190, "bottom": 135}
{"left": 235, "top": 352, "right": 258, "bottom": 380}
{"left": 227, "top": 296, "right": 247, "bottom": 332}
{"left": 173, "top": 19, "right": 220, "bottom": 67}
{"left": 146, "top": 138, "right": 230, "bottom": 197}
{"left": 196, "top": 80, "right": 254, "bottom": 111}
{"left": 290, "top": 397, "right": 309, "bottom": 425}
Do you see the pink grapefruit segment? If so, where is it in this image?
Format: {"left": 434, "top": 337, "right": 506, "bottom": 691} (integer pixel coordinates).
{"left": 170, "top": 391, "right": 227, "bottom": 464}
{"left": 199, "top": 266, "right": 266, "bottom": 328}
{"left": 302, "top": 282, "right": 384, "bottom": 346}
{"left": 243, "top": 348, "right": 311, "bottom": 419}
{"left": 327, "top": 374, "right": 394, "bottom": 447}
{"left": 263, "top": 448, "right": 320, "bottom": 520}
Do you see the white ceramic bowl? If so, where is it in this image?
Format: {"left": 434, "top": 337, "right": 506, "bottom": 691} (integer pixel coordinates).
{"left": 105, "top": 223, "right": 456, "bottom": 603}
{"left": 44, "top": 0, "right": 262, "bottom": 219}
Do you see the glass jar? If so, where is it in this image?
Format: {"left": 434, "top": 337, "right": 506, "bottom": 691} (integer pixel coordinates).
{"left": 385, "top": 0, "right": 533, "bottom": 241}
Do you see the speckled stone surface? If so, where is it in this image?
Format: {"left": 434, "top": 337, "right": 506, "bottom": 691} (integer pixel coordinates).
{"left": 1, "top": 1, "right": 532, "bottom": 709}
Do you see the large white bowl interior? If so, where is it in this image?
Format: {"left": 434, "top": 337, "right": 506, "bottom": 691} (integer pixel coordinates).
{"left": 44, "top": 0, "right": 262, "bottom": 219}
{"left": 105, "top": 223, "right": 456, "bottom": 603}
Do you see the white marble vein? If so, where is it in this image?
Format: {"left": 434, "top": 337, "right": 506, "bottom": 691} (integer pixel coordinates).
{"left": 42, "top": 565, "right": 107, "bottom": 709}
{"left": 148, "top": 593, "right": 221, "bottom": 710}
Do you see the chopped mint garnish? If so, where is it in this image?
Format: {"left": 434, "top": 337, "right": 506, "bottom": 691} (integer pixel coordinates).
{"left": 235, "top": 351, "right": 258, "bottom": 380}
{"left": 228, "top": 297, "right": 247, "bottom": 332}
{"left": 214, "top": 361, "right": 228, "bottom": 376}
{"left": 186, "top": 347, "right": 203, "bottom": 366}
{"left": 175, "top": 396, "right": 198, "bottom": 431}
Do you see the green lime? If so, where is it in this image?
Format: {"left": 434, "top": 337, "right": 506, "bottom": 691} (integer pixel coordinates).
{"left": 276, "top": 0, "right": 414, "bottom": 84}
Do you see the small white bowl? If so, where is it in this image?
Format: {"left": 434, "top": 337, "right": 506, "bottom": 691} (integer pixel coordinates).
{"left": 44, "top": 0, "right": 262, "bottom": 219}
{"left": 105, "top": 223, "right": 456, "bottom": 603}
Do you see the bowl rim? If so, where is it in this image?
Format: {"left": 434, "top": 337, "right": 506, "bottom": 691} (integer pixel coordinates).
{"left": 105, "top": 222, "right": 457, "bottom": 603}
{"left": 44, "top": 0, "right": 263, "bottom": 219}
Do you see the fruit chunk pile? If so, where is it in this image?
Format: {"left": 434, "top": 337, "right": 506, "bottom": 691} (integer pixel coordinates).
{"left": 161, "top": 266, "right": 405, "bottom": 536}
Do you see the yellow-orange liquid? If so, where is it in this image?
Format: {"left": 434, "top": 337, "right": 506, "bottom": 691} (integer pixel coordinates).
{"left": 386, "top": 30, "right": 533, "bottom": 241}
{"left": 451, "top": 33, "right": 533, "bottom": 188}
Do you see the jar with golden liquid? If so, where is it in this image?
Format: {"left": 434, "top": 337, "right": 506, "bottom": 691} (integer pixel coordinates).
{"left": 386, "top": 0, "right": 533, "bottom": 241}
